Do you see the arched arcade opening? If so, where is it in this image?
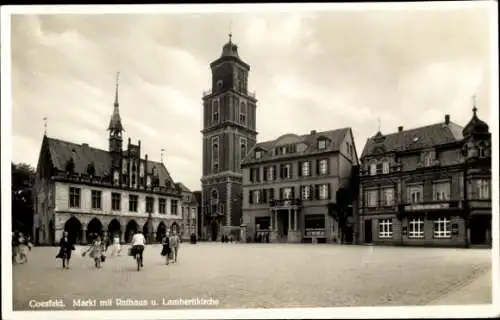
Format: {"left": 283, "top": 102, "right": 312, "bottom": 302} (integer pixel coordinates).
{"left": 156, "top": 222, "right": 167, "bottom": 242}
{"left": 86, "top": 218, "right": 103, "bottom": 243}
{"left": 125, "top": 220, "right": 139, "bottom": 243}
{"left": 64, "top": 216, "right": 82, "bottom": 245}
{"left": 107, "top": 219, "right": 122, "bottom": 239}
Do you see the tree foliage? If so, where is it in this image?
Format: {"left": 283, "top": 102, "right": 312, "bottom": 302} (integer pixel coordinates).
{"left": 12, "top": 162, "right": 35, "bottom": 235}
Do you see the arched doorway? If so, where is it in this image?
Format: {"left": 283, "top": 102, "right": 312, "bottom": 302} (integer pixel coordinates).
{"left": 49, "top": 219, "right": 55, "bottom": 245}
{"left": 210, "top": 219, "right": 218, "bottom": 241}
{"left": 64, "top": 216, "right": 82, "bottom": 245}
{"left": 156, "top": 222, "right": 167, "bottom": 242}
{"left": 171, "top": 222, "right": 179, "bottom": 234}
{"left": 108, "top": 219, "right": 122, "bottom": 240}
{"left": 143, "top": 219, "right": 154, "bottom": 243}
{"left": 86, "top": 218, "right": 103, "bottom": 243}
{"left": 125, "top": 220, "right": 139, "bottom": 243}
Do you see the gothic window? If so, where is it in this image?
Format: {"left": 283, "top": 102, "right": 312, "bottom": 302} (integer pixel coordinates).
{"left": 131, "top": 174, "right": 136, "bottom": 187}
{"left": 140, "top": 163, "right": 145, "bottom": 177}
{"left": 239, "top": 102, "right": 247, "bottom": 124}
{"left": 146, "top": 176, "right": 151, "bottom": 188}
{"left": 122, "top": 159, "right": 127, "bottom": 174}
{"left": 240, "top": 137, "right": 248, "bottom": 161}
{"left": 212, "top": 136, "right": 219, "bottom": 172}
{"left": 113, "top": 171, "right": 119, "bottom": 185}
{"left": 212, "top": 100, "right": 220, "bottom": 123}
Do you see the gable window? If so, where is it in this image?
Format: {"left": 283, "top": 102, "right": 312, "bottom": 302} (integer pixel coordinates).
{"left": 378, "top": 219, "right": 393, "bottom": 238}
{"left": 111, "top": 193, "right": 121, "bottom": 211}
{"left": 281, "top": 164, "right": 292, "bottom": 179}
{"left": 252, "top": 190, "right": 261, "bottom": 204}
{"left": 407, "top": 184, "right": 423, "bottom": 203}
{"left": 146, "top": 196, "right": 154, "bottom": 213}
{"left": 91, "top": 190, "right": 102, "bottom": 210}
{"left": 424, "top": 151, "right": 435, "bottom": 167}
{"left": 69, "top": 187, "right": 81, "bottom": 208}
{"left": 240, "top": 137, "right": 248, "bottom": 161}
{"left": 282, "top": 187, "right": 292, "bottom": 200}
{"left": 212, "top": 100, "right": 220, "bottom": 123}
{"left": 470, "top": 179, "right": 490, "bottom": 200}
{"left": 129, "top": 195, "right": 138, "bottom": 212}
{"left": 369, "top": 162, "right": 377, "bottom": 176}
{"left": 433, "top": 217, "right": 451, "bottom": 238}
{"left": 301, "top": 161, "right": 310, "bottom": 177}
{"left": 171, "top": 199, "right": 179, "bottom": 215}
{"left": 433, "top": 181, "right": 450, "bottom": 201}
{"left": 159, "top": 198, "right": 166, "bottom": 214}
{"left": 366, "top": 189, "right": 378, "bottom": 207}
{"left": 239, "top": 102, "right": 247, "bottom": 124}
{"left": 301, "top": 185, "right": 311, "bottom": 200}
{"left": 382, "top": 161, "right": 390, "bottom": 174}
{"left": 318, "top": 139, "right": 327, "bottom": 150}
{"left": 381, "top": 188, "right": 394, "bottom": 206}
{"left": 212, "top": 136, "right": 219, "bottom": 172}
{"left": 318, "top": 159, "right": 328, "bottom": 175}
{"left": 409, "top": 218, "right": 425, "bottom": 238}
{"left": 255, "top": 150, "right": 262, "bottom": 159}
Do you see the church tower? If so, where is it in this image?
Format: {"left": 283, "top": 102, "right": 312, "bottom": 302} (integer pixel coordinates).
{"left": 108, "top": 72, "right": 125, "bottom": 184}
{"left": 201, "top": 34, "right": 258, "bottom": 240}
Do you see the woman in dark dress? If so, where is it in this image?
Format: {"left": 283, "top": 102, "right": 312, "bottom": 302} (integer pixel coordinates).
{"left": 161, "top": 233, "right": 172, "bottom": 265}
{"left": 57, "top": 231, "right": 75, "bottom": 269}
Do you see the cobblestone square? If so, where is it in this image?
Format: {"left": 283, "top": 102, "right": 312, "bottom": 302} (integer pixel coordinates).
{"left": 12, "top": 243, "right": 492, "bottom": 310}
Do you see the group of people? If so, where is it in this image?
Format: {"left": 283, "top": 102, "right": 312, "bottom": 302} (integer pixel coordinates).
{"left": 12, "top": 231, "right": 33, "bottom": 264}
{"left": 55, "top": 229, "right": 181, "bottom": 269}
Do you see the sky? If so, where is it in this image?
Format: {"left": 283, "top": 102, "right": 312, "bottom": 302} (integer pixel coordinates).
{"left": 9, "top": 3, "right": 495, "bottom": 191}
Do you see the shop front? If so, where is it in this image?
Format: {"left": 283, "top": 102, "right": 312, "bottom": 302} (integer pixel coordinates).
{"left": 269, "top": 199, "right": 302, "bottom": 243}
{"left": 304, "top": 214, "right": 326, "bottom": 243}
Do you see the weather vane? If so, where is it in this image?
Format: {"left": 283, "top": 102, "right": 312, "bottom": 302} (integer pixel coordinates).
{"left": 43, "top": 116, "right": 48, "bottom": 135}
{"left": 229, "top": 20, "right": 233, "bottom": 42}
{"left": 161, "top": 148, "right": 166, "bottom": 163}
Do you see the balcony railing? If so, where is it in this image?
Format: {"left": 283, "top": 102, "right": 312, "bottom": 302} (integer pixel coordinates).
{"left": 270, "top": 199, "right": 302, "bottom": 208}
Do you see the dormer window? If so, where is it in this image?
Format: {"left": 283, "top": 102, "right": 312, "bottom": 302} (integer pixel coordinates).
{"left": 424, "top": 152, "right": 434, "bottom": 167}
{"left": 281, "top": 147, "right": 287, "bottom": 155}
{"left": 255, "top": 150, "right": 262, "bottom": 159}
{"left": 382, "top": 161, "right": 390, "bottom": 174}
{"left": 369, "top": 162, "right": 377, "bottom": 176}
{"left": 318, "top": 139, "right": 327, "bottom": 150}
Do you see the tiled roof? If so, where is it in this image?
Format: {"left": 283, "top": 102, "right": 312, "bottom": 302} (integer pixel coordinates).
{"left": 242, "top": 128, "right": 350, "bottom": 164}
{"left": 360, "top": 122, "right": 464, "bottom": 159}
{"left": 178, "top": 182, "right": 191, "bottom": 193}
{"left": 46, "top": 136, "right": 175, "bottom": 186}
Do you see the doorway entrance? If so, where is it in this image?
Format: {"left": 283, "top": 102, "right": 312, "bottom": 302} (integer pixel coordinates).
{"left": 470, "top": 215, "right": 491, "bottom": 245}
{"left": 364, "top": 219, "right": 373, "bottom": 244}
{"left": 277, "top": 210, "right": 289, "bottom": 239}
{"left": 210, "top": 219, "right": 219, "bottom": 241}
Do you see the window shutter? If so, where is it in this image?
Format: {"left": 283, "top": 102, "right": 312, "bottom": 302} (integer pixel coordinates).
{"left": 263, "top": 167, "right": 268, "bottom": 181}
{"left": 273, "top": 165, "right": 277, "bottom": 180}
{"left": 279, "top": 188, "right": 284, "bottom": 200}
{"left": 269, "top": 188, "right": 275, "bottom": 201}
{"left": 314, "top": 185, "right": 319, "bottom": 200}
{"left": 298, "top": 162, "right": 302, "bottom": 177}
{"left": 327, "top": 184, "right": 331, "bottom": 200}
{"left": 250, "top": 168, "right": 254, "bottom": 183}
{"left": 291, "top": 186, "right": 295, "bottom": 199}
{"left": 316, "top": 160, "right": 320, "bottom": 175}
{"left": 263, "top": 189, "right": 268, "bottom": 203}
{"left": 249, "top": 190, "right": 253, "bottom": 204}
{"left": 326, "top": 159, "right": 330, "bottom": 175}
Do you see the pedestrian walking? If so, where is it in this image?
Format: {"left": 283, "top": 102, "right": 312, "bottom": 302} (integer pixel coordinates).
{"left": 170, "top": 230, "right": 180, "bottom": 263}
{"left": 56, "top": 231, "right": 75, "bottom": 269}
{"left": 161, "top": 232, "right": 172, "bottom": 265}
{"left": 17, "top": 232, "right": 31, "bottom": 263}
{"left": 110, "top": 233, "right": 121, "bottom": 256}
{"left": 83, "top": 235, "right": 106, "bottom": 268}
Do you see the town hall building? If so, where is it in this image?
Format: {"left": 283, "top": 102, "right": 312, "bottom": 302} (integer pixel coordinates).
{"left": 32, "top": 76, "right": 187, "bottom": 245}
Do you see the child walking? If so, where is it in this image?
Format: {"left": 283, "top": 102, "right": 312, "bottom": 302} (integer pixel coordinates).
{"left": 83, "top": 235, "right": 105, "bottom": 268}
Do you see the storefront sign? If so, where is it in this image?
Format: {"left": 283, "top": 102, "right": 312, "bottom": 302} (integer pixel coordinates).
{"left": 305, "top": 228, "right": 325, "bottom": 237}
{"left": 404, "top": 203, "right": 450, "bottom": 211}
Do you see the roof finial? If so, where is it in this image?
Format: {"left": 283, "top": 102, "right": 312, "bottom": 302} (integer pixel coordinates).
{"left": 377, "top": 117, "right": 381, "bottom": 132}
{"left": 161, "top": 148, "right": 165, "bottom": 164}
{"left": 472, "top": 95, "right": 477, "bottom": 116}
{"left": 114, "top": 71, "right": 120, "bottom": 106}
{"left": 228, "top": 20, "right": 233, "bottom": 43}
{"left": 43, "top": 116, "right": 48, "bottom": 136}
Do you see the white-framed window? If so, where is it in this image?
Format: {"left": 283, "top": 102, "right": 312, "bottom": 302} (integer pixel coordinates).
{"left": 366, "top": 189, "right": 378, "bottom": 207}
{"left": 369, "top": 162, "right": 377, "bottom": 176}
{"left": 382, "top": 161, "right": 390, "bottom": 174}
{"left": 407, "top": 185, "right": 423, "bottom": 203}
{"left": 91, "top": 190, "right": 102, "bottom": 210}
{"left": 319, "top": 159, "right": 328, "bottom": 175}
{"left": 283, "top": 164, "right": 291, "bottom": 179}
{"left": 255, "top": 151, "right": 262, "bottom": 159}
{"left": 378, "top": 219, "right": 393, "bottom": 238}
{"left": 69, "top": 187, "right": 81, "bottom": 208}
{"left": 212, "top": 100, "right": 220, "bottom": 123}
{"left": 318, "top": 139, "right": 326, "bottom": 149}
{"left": 253, "top": 190, "right": 261, "bottom": 204}
{"left": 433, "top": 181, "right": 450, "bottom": 201}
{"left": 301, "top": 185, "right": 311, "bottom": 200}
{"left": 424, "top": 152, "right": 433, "bottom": 167}
{"left": 240, "top": 137, "right": 247, "bottom": 161}
{"left": 319, "top": 184, "right": 329, "bottom": 200}
{"left": 433, "top": 217, "right": 451, "bottom": 238}
{"left": 239, "top": 101, "right": 247, "bottom": 124}
{"left": 282, "top": 187, "right": 292, "bottom": 199}
{"left": 471, "top": 179, "right": 490, "bottom": 200}
{"left": 211, "top": 136, "right": 219, "bottom": 171}
{"left": 301, "top": 161, "right": 310, "bottom": 176}
{"left": 382, "top": 188, "right": 394, "bottom": 206}
{"left": 408, "top": 218, "right": 425, "bottom": 238}
{"left": 267, "top": 166, "right": 275, "bottom": 180}
{"left": 281, "top": 146, "right": 287, "bottom": 155}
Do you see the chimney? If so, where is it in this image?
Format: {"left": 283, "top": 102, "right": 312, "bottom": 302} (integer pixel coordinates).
{"left": 145, "top": 154, "right": 148, "bottom": 161}
{"left": 128, "top": 137, "right": 131, "bottom": 145}
{"left": 310, "top": 130, "right": 317, "bottom": 135}
{"left": 444, "top": 114, "right": 450, "bottom": 125}
{"left": 398, "top": 126, "right": 403, "bottom": 132}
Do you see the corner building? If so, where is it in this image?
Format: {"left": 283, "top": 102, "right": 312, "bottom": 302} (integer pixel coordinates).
{"left": 200, "top": 35, "right": 258, "bottom": 241}
{"left": 358, "top": 107, "right": 492, "bottom": 247}
{"left": 241, "top": 128, "right": 359, "bottom": 243}
{"left": 32, "top": 80, "right": 184, "bottom": 245}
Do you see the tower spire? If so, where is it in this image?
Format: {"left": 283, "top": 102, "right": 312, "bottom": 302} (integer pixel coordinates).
{"left": 472, "top": 95, "right": 477, "bottom": 116}
{"left": 43, "top": 116, "right": 47, "bottom": 136}
{"left": 114, "top": 71, "right": 120, "bottom": 106}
